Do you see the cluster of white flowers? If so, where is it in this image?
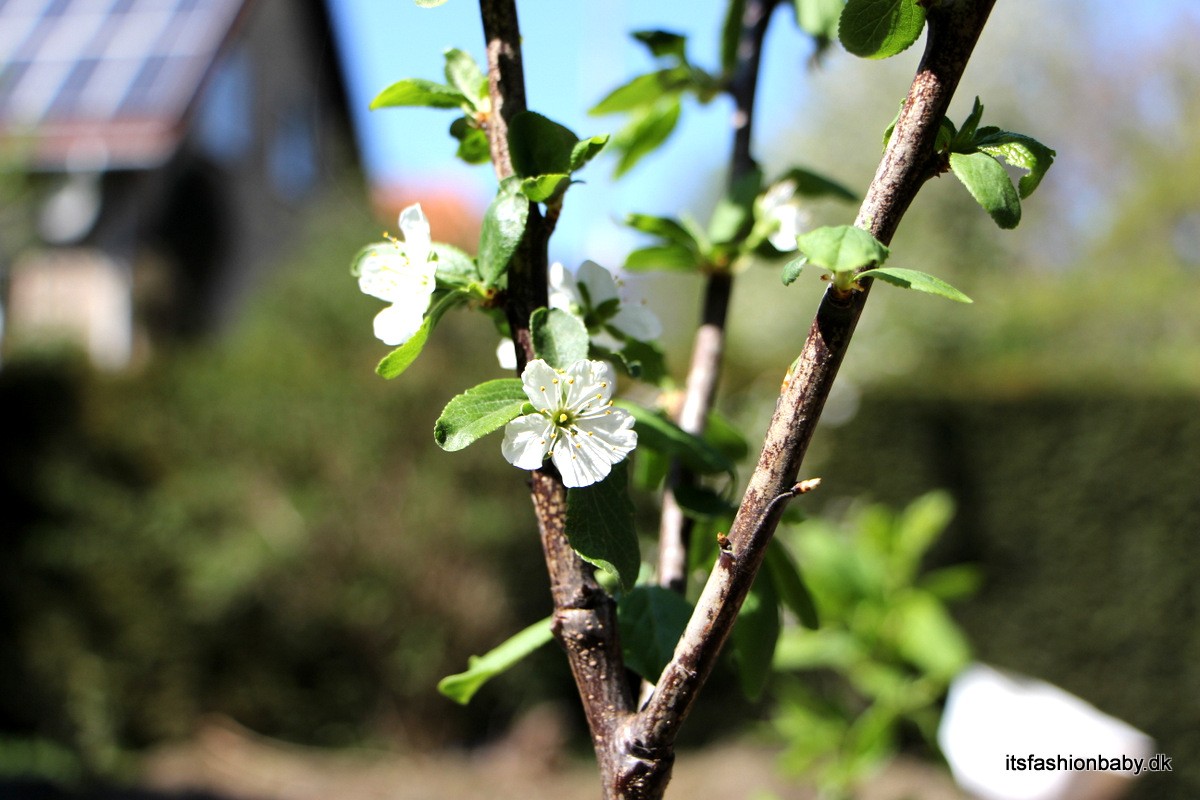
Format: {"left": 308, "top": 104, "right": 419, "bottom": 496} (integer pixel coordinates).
{"left": 356, "top": 206, "right": 642, "bottom": 488}
{"left": 357, "top": 204, "right": 436, "bottom": 346}
{"left": 496, "top": 260, "right": 662, "bottom": 370}
{"left": 501, "top": 358, "right": 636, "bottom": 488}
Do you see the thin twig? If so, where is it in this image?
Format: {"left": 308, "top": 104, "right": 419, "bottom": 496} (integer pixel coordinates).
{"left": 656, "top": 0, "right": 781, "bottom": 593}
{"left": 629, "top": 0, "right": 999, "bottom": 773}
{"left": 478, "top": 1, "right": 634, "bottom": 792}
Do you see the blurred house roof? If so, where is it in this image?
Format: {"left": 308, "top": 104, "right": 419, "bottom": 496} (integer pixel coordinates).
{"left": 0, "top": 0, "right": 253, "bottom": 170}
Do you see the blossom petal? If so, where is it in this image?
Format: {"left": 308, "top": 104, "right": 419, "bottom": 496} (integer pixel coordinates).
{"left": 357, "top": 246, "right": 409, "bottom": 302}
{"left": 562, "top": 359, "right": 614, "bottom": 412}
{"left": 548, "top": 262, "right": 576, "bottom": 312}
{"left": 373, "top": 303, "right": 426, "bottom": 346}
{"left": 552, "top": 431, "right": 615, "bottom": 488}
{"left": 575, "top": 260, "right": 619, "bottom": 306}
{"left": 576, "top": 407, "right": 637, "bottom": 457}
{"left": 520, "top": 359, "right": 563, "bottom": 409}
{"left": 502, "top": 414, "right": 554, "bottom": 470}
{"left": 496, "top": 339, "right": 518, "bottom": 371}
{"left": 398, "top": 203, "right": 432, "bottom": 264}
{"left": 610, "top": 303, "right": 662, "bottom": 341}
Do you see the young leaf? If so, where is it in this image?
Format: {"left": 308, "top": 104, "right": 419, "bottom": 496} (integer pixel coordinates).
{"left": 838, "top": 0, "right": 926, "bottom": 59}
{"left": 375, "top": 292, "right": 464, "bottom": 379}
{"left": 632, "top": 30, "right": 689, "bottom": 62}
{"left": 478, "top": 180, "right": 529, "bottom": 286}
{"left": 437, "top": 617, "right": 554, "bottom": 704}
{"left": 625, "top": 213, "right": 704, "bottom": 253}
{"left": 731, "top": 573, "right": 781, "bottom": 701}
{"left": 376, "top": 316, "right": 432, "bottom": 379}
{"left": 795, "top": 225, "right": 890, "bottom": 274}
{"left": 371, "top": 78, "right": 465, "bottom": 110}
{"left": 590, "top": 68, "right": 691, "bottom": 116}
{"left": 443, "top": 48, "right": 488, "bottom": 111}
{"left": 889, "top": 592, "right": 971, "bottom": 680}
{"left": 617, "top": 586, "right": 693, "bottom": 682}
{"left": 614, "top": 401, "right": 734, "bottom": 475}
{"left": 449, "top": 117, "right": 491, "bottom": 165}
{"left": 973, "top": 130, "right": 1057, "bottom": 199}
{"left": 432, "top": 242, "right": 481, "bottom": 289}
{"left": 777, "top": 166, "right": 857, "bottom": 202}
{"left": 765, "top": 540, "right": 820, "bottom": 630}
{"left": 434, "top": 379, "right": 527, "bottom": 452}
{"left": 949, "top": 151, "right": 1021, "bottom": 229}
{"left": 565, "top": 464, "right": 640, "bottom": 590}
{"left": 612, "top": 98, "right": 682, "bottom": 177}
{"left": 531, "top": 307, "right": 589, "bottom": 369}
{"left": 794, "top": 0, "right": 845, "bottom": 45}
{"left": 953, "top": 97, "right": 986, "bottom": 150}
{"left": 857, "top": 267, "right": 973, "bottom": 303}
{"left": 508, "top": 111, "right": 579, "bottom": 178}
{"left": 781, "top": 255, "right": 807, "bottom": 286}
{"left": 708, "top": 167, "right": 763, "bottom": 244}
{"left": 625, "top": 244, "right": 703, "bottom": 272}
{"left": 520, "top": 174, "right": 572, "bottom": 203}
{"left": 569, "top": 135, "right": 610, "bottom": 173}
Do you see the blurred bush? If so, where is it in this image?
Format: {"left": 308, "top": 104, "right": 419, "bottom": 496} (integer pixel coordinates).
{"left": 768, "top": 492, "right": 975, "bottom": 799}
{"left": 0, "top": 186, "right": 570, "bottom": 779}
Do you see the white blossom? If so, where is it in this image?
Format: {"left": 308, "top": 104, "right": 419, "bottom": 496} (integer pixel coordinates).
{"left": 496, "top": 338, "right": 518, "bottom": 371}
{"left": 760, "top": 179, "right": 812, "bottom": 251}
{"left": 550, "top": 261, "right": 662, "bottom": 343}
{"left": 502, "top": 359, "right": 637, "bottom": 488}
{"left": 357, "top": 204, "right": 436, "bottom": 346}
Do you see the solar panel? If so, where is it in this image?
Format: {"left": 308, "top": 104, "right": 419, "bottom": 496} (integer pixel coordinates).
{"left": 0, "top": 0, "right": 252, "bottom": 169}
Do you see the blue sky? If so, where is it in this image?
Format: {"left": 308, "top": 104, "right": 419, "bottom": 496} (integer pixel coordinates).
{"left": 326, "top": 0, "right": 818, "bottom": 265}
{"left": 325, "top": 0, "right": 1197, "bottom": 266}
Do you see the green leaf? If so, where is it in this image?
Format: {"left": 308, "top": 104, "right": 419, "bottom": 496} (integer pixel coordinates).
{"left": 721, "top": 0, "right": 748, "bottom": 73}
{"left": 520, "top": 174, "right": 572, "bottom": 203}
{"left": 893, "top": 490, "right": 955, "bottom": 582}
{"left": 614, "top": 402, "right": 733, "bottom": 475}
{"left": 704, "top": 410, "right": 749, "bottom": 464}
{"left": 632, "top": 30, "right": 689, "bottom": 62}
{"left": 565, "top": 463, "right": 640, "bottom": 590}
{"left": 374, "top": 292, "right": 463, "bottom": 379}
{"left": 709, "top": 167, "right": 763, "bottom": 244}
{"left": 777, "top": 166, "right": 857, "bottom": 202}
{"left": 764, "top": 541, "right": 820, "bottom": 630}
{"left": 443, "top": 48, "right": 488, "bottom": 110}
{"left": 531, "top": 308, "right": 589, "bottom": 369}
{"left": 508, "top": 111, "right": 578, "bottom": 178}
{"left": 569, "top": 135, "right": 610, "bottom": 172}
{"left": 795, "top": 225, "right": 890, "bottom": 274}
{"left": 611, "top": 99, "right": 682, "bottom": 177}
{"left": 889, "top": 592, "right": 971, "bottom": 680}
{"left": 625, "top": 214, "right": 703, "bottom": 252}
{"left": 617, "top": 586, "right": 693, "bottom": 682}
{"left": 781, "top": 255, "right": 807, "bottom": 286}
{"left": 953, "top": 97, "right": 986, "bottom": 149}
{"left": 838, "top": 0, "right": 926, "bottom": 59}
{"left": 672, "top": 484, "right": 738, "bottom": 520}
{"left": 949, "top": 151, "right": 1021, "bottom": 229}
{"left": 625, "top": 243, "right": 703, "bottom": 272}
{"left": 590, "top": 68, "right": 691, "bottom": 116}
{"left": 376, "top": 317, "right": 432, "bottom": 379}
{"left": 437, "top": 617, "right": 554, "bottom": 704}
{"left": 433, "top": 379, "right": 527, "bottom": 452}
{"left": 478, "top": 180, "right": 529, "bottom": 286}
{"left": 731, "top": 573, "right": 781, "bottom": 700}
{"left": 974, "top": 129, "right": 1057, "bottom": 199}
{"left": 432, "top": 242, "right": 480, "bottom": 289}
{"left": 794, "top": 0, "right": 845, "bottom": 44}
{"left": 449, "top": 117, "right": 491, "bottom": 164}
{"left": 615, "top": 339, "right": 669, "bottom": 386}
{"left": 858, "top": 267, "right": 973, "bottom": 303}
{"left": 371, "top": 78, "right": 465, "bottom": 110}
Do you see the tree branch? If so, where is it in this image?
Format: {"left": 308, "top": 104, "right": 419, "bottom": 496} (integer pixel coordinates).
{"left": 656, "top": 0, "right": 781, "bottom": 594}
{"left": 478, "top": 0, "right": 635, "bottom": 790}
{"left": 629, "top": 0, "right": 999, "bottom": 772}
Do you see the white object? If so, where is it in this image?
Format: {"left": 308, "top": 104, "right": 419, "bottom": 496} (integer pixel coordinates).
{"left": 938, "top": 663, "right": 1155, "bottom": 800}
